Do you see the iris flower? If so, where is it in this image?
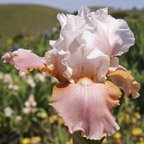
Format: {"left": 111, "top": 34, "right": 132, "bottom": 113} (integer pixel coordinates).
{"left": 2, "top": 7, "right": 140, "bottom": 140}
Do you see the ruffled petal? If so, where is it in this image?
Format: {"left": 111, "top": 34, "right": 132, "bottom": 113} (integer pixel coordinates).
{"left": 57, "top": 13, "right": 67, "bottom": 28}
{"left": 50, "top": 78, "right": 120, "bottom": 140}
{"left": 78, "top": 6, "right": 90, "bottom": 22}
{"left": 2, "top": 52, "right": 13, "bottom": 63}
{"left": 105, "top": 81, "right": 121, "bottom": 109}
{"left": 51, "top": 8, "right": 134, "bottom": 83}
{"left": 88, "top": 13, "right": 111, "bottom": 55}
{"left": 2, "top": 49, "right": 46, "bottom": 73}
{"left": 45, "top": 49, "right": 72, "bottom": 83}
{"left": 48, "top": 30, "right": 110, "bottom": 83}
{"left": 61, "top": 14, "right": 85, "bottom": 32}
{"left": 56, "top": 30, "right": 80, "bottom": 53}
{"left": 55, "top": 15, "right": 86, "bottom": 52}
{"left": 95, "top": 8, "right": 135, "bottom": 56}
{"left": 107, "top": 68, "right": 140, "bottom": 98}
{"left": 66, "top": 45, "right": 110, "bottom": 82}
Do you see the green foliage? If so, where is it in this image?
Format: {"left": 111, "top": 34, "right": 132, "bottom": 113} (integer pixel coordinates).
{"left": 0, "top": 30, "right": 69, "bottom": 144}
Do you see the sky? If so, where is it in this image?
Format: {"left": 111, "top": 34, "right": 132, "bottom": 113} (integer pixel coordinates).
{"left": 0, "top": 0, "right": 144, "bottom": 12}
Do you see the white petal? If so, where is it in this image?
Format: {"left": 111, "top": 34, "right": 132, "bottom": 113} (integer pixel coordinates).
{"left": 76, "top": 31, "right": 110, "bottom": 55}
{"left": 49, "top": 40, "right": 56, "bottom": 46}
{"left": 66, "top": 46, "right": 110, "bottom": 82}
{"left": 57, "top": 13, "right": 67, "bottom": 27}
{"left": 95, "top": 9, "right": 135, "bottom": 56}
{"left": 78, "top": 6, "right": 90, "bottom": 21}
{"left": 95, "top": 8, "right": 108, "bottom": 22}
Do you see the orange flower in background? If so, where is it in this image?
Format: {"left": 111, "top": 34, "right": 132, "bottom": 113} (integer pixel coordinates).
{"left": 2, "top": 7, "right": 140, "bottom": 140}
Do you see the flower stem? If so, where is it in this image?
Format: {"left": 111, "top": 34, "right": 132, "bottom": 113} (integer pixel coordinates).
{"left": 72, "top": 132, "right": 104, "bottom": 144}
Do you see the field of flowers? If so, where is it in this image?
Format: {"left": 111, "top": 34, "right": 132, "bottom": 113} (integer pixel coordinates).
{"left": 0, "top": 9, "right": 144, "bottom": 144}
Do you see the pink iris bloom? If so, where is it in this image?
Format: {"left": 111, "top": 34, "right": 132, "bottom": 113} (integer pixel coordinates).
{"left": 2, "top": 7, "right": 140, "bottom": 140}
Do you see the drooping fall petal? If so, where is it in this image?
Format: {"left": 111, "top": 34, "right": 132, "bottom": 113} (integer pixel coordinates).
{"left": 2, "top": 48, "right": 46, "bottom": 73}
{"left": 50, "top": 78, "right": 120, "bottom": 140}
{"left": 107, "top": 68, "right": 140, "bottom": 98}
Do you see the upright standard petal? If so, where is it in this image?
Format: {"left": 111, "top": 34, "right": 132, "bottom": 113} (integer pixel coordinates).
{"left": 57, "top": 13, "right": 67, "bottom": 28}
{"left": 2, "top": 48, "right": 46, "bottom": 73}
{"left": 78, "top": 6, "right": 90, "bottom": 22}
{"left": 66, "top": 45, "right": 110, "bottom": 82}
{"left": 95, "top": 8, "right": 135, "bottom": 56}
{"left": 50, "top": 78, "right": 120, "bottom": 140}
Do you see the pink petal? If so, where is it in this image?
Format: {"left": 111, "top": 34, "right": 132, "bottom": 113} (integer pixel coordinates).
{"left": 45, "top": 49, "right": 72, "bottom": 83}
{"left": 50, "top": 78, "right": 120, "bottom": 140}
{"left": 95, "top": 8, "right": 135, "bottom": 56}
{"left": 76, "top": 31, "right": 111, "bottom": 56}
{"left": 2, "top": 52, "right": 13, "bottom": 63}
{"left": 109, "top": 57, "right": 119, "bottom": 71}
{"left": 66, "top": 46, "right": 110, "bottom": 82}
{"left": 2, "top": 49, "right": 46, "bottom": 73}
{"left": 55, "top": 16, "right": 86, "bottom": 53}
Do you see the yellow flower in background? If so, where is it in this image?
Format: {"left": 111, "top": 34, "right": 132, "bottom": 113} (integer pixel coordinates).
{"left": 137, "top": 141, "right": 144, "bottom": 144}
{"left": 37, "top": 111, "right": 47, "bottom": 119}
{"left": 49, "top": 115, "right": 58, "bottom": 124}
{"left": 7, "top": 38, "right": 13, "bottom": 45}
{"left": 66, "top": 138, "right": 73, "bottom": 144}
{"left": 31, "top": 136, "right": 41, "bottom": 144}
{"left": 118, "top": 114, "right": 124, "bottom": 123}
{"left": 125, "top": 114, "right": 131, "bottom": 123}
{"left": 21, "top": 138, "right": 30, "bottom": 144}
{"left": 39, "top": 111, "right": 47, "bottom": 119}
{"left": 135, "top": 112, "right": 141, "bottom": 119}
{"left": 132, "top": 117, "right": 137, "bottom": 124}
{"left": 58, "top": 118, "right": 64, "bottom": 125}
{"left": 132, "top": 127, "right": 142, "bottom": 136}
{"left": 118, "top": 113, "right": 131, "bottom": 124}
{"left": 118, "top": 113, "right": 130, "bottom": 124}
{"left": 113, "top": 132, "right": 121, "bottom": 139}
